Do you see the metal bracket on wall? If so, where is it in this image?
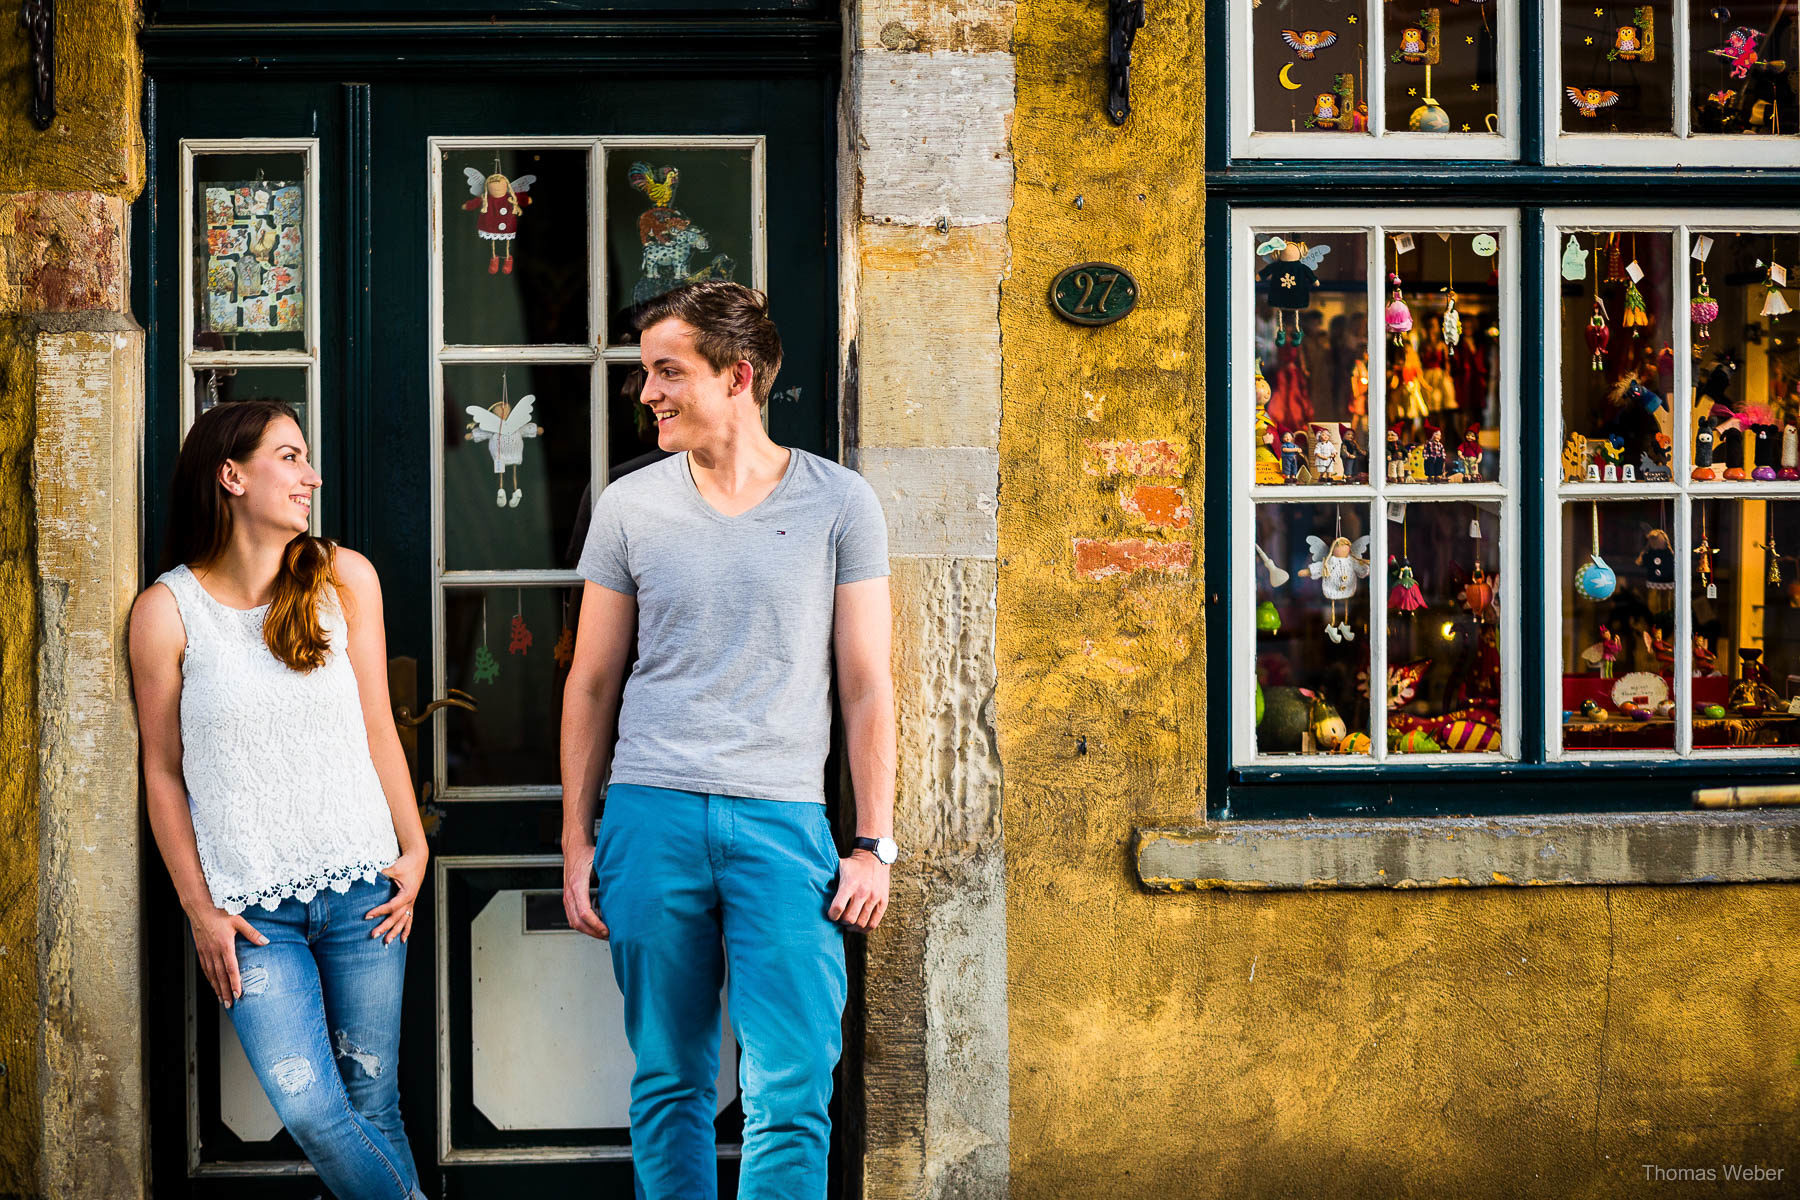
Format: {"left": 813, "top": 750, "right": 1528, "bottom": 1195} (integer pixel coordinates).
{"left": 19, "top": 0, "right": 55, "bottom": 131}
{"left": 1107, "top": 0, "right": 1145, "bottom": 125}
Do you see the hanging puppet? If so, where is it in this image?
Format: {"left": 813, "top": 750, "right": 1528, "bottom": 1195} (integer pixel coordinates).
{"left": 1385, "top": 273, "right": 1414, "bottom": 345}
{"left": 462, "top": 167, "right": 536, "bottom": 275}
{"left": 1581, "top": 624, "right": 1623, "bottom": 679}
{"left": 1390, "top": 557, "right": 1428, "bottom": 615}
{"left": 1298, "top": 529, "right": 1372, "bottom": 644}
{"left": 1638, "top": 528, "right": 1675, "bottom": 613}
{"left": 1691, "top": 273, "right": 1719, "bottom": 350}
{"left": 1257, "top": 237, "right": 1331, "bottom": 345}
{"left": 1585, "top": 298, "right": 1611, "bottom": 370}
{"left": 466, "top": 376, "right": 545, "bottom": 508}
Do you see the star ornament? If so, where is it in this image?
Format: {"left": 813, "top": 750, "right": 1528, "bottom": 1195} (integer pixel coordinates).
{"left": 1471, "top": 83, "right": 1481, "bottom": 90}
{"left": 1466, "top": 35, "right": 1475, "bottom": 43}
{"left": 1594, "top": 7, "right": 1605, "bottom": 15}
{"left": 1585, "top": 35, "right": 1594, "bottom": 43}
{"left": 1347, "top": 13, "right": 1358, "bottom": 22}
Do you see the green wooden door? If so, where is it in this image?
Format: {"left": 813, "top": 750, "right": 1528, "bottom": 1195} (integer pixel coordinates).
{"left": 138, "top": 35, "right": 841, "bottom": 1198}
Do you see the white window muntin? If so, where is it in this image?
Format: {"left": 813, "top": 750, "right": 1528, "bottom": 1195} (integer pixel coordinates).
{"left": 425, "top": 135, "right": 767, "bottom": 802}
{"left": 1543, "top": 207, "right": 1800, "bottom": 761}
{"left": 1231, "top": 207, "right": 1524, "bottom": 769}
{"left": 1228, "top": 0, "right": 1522, "bottom": 161}
{"left": 178, "top": 137, "right": 323, "bottom": 528}
{"left": 1547, "top": 5, "right": 1800, "bottom": 166}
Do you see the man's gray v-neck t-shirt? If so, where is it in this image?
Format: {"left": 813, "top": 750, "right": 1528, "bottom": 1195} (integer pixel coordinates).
{"left": 576, "top": 448, "right": 890, "bottom": 804}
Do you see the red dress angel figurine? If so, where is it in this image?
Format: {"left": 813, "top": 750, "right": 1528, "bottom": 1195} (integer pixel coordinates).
{"left": 462, "top": 168, "right": 537, "bottom": 275}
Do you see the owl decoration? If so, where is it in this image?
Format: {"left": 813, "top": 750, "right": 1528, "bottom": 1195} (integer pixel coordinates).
{"left": 1613, "top": 25, "right": 1642, "bottom": 58}
{"left": 1312, "top": 93, "right": 1342, "bottom": 127}
{"left": 1566, "top": 87, "right": 1621, "bottom": 118}
{"left": 1398, "top": 27, "right": 1428, "bottom": 62}
{"left": 1281, "top": 28, "right": 1338, "bottom": 59}
{"left": 1709, "top": 27, "right": 1761, "bottom": 79}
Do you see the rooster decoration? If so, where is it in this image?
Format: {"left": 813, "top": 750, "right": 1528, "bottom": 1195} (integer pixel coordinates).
{"left": 627, "top": 160, "right": 737, "bottom": 305}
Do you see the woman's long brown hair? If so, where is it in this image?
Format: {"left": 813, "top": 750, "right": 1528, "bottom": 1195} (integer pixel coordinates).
{"left": 164, "top": 399, "right": 338, "bottom": 673}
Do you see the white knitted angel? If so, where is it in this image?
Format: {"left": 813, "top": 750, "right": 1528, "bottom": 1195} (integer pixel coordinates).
{"left": 465, "top": 393, "right": 544, "bottom": 508}
{"left": 1297, "top": 534, "right": 1371, "bottom": 643}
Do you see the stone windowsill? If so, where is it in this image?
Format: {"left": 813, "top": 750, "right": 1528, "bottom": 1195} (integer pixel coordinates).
{"left": 1135, "top": 809, "right": 1800, "bottom": 891}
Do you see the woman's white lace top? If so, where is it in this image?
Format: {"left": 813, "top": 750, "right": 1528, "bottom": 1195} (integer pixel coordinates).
{"left": 157, "top": 564, "right": 399, "bottom": 914}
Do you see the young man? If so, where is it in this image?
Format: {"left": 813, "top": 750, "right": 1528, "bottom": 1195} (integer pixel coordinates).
{"left": 560, "top": 280, "right": 896, "bottom": 1200}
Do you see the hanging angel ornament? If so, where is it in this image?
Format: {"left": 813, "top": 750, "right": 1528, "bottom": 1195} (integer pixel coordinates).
{"left": 1298, "top": 532, "right": 1371, "bottom": 644}
{"left": 1585, "top": 298, "right": 1611, "bottom": 370}
{"left": 462, "top": 166, "right": 537, "bottom": 275}
{"left": 1257, "top": 237, "right": 1331, "bottom": 345}
{"left": 1761, "top": 261, "right": 1792, "bottom": 317}
{"left": 466, "top": 375, "right": 545, "bottom": 508}
{"left": 1385, "top": 273, "right": 1414, "bottom": 345}
{"left": 1691, "top": 274, "right": 1719, "bottom": 350}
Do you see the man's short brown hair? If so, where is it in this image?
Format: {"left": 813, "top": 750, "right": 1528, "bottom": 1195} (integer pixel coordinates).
{"left": 633, "top": 281, "right": 784, "bottom": 407}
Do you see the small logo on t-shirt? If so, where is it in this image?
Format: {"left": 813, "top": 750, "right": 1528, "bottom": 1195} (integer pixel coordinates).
{"left": 776, "top": 530, "right": 787, "bottom": 535}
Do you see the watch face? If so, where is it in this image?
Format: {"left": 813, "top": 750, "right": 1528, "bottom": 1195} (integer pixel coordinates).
{"left": 876, "top": 837, "right": 898, "bottom": 864}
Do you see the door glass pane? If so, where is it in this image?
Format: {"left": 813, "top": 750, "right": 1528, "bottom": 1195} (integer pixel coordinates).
{"left": 605, "top": 147, "right": 755, "bottom": 344}
{"left": 1557, "top": 229, "right": 1676, "bottom": 484}
{"left": 1384, "top": 3, "right": 1500, "bottom": 134}
{"left": 1688, "top": 229, "right": 1799, "bottom": 476}
{"left": 1252, "top": 2, "right": 1368, "bottom": 135}
{"left": 441, "top": 147, "right": 591, "bottom": 347}
{"left": 1254, "top": 230, "right": 1370, "bottom": 486}
{"left": 1560, "top": 499, "right": 1681, "bottom": 751}
{"left": 1384, "top": 229, "right": 1504, "bottom": 484}
{"left": 1385, "top": 500, "right": 1504, "bottom": 754}
{"left": 606, "top": 362, "right": 669, "bottom": 480}
{"left": 193, "top": 152, "right": 308, "bottom": 352}
{"left": 444, "top": 586, "right": 574, "bottom": 789}
{"left": 194, "top": 366, "right": 309, "bottom": 435}
{"left": 1254, "top": 503, "right": 1373, "bottom": 757}
{"left": 1689, "top": 2, "right": 1799, "bottom": 136}
{"left": 1560, "top": 2, "right": 1674, "bottom": 133}
{"left": 444, "top": 363, "right": 592, "bottom": 573}
{"left": 1692, "top": 498, "right": 1800, "bottom": 748}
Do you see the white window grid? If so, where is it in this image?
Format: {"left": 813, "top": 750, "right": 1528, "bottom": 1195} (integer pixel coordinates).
{"left": 178, "top": 137, "right": 323, "bottom": 530}
{"left": 426, "top": 135, "right": 767, "bottom": 802}
{"left": 1228, "top": 0, "right": 1523, "bottom": 160}
{"left": 1543, "top": 207, "right": 1800, "bottom": 761}
{"left": 1548, "top": 2, "right": 1800, "bottom": 166}
{"left": 1231, "top": 207, "right": 1525, "bottom": 769}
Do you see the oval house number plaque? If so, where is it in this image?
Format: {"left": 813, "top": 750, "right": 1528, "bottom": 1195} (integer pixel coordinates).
{"left": 1050, "top": 261, "right": 1138, "bottom": 327}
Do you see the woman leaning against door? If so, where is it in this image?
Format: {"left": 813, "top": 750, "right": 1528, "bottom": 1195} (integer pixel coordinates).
{"left": 129, "top": 399, "right": 431, "bottom": 1200}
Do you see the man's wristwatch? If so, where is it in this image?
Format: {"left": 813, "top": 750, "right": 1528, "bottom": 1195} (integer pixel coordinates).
{"left": 852, "top": 836, "right": 898, "bottom": 865}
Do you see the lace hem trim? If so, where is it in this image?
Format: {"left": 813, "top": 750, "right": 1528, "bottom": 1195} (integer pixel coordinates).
{"left": 216, "top": 861, "right": 392, "bottom": 915}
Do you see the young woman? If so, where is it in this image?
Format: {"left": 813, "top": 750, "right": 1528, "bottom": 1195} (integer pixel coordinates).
{"left": 130, "top": 399, "right": 430, "bottom": 1200}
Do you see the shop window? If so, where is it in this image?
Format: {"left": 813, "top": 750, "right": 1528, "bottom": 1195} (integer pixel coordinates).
{"left": 1229, "top": 0, "right": 1520, "bottom": 159}
{"left": 1550, "top": 0, "right": 1800, "bottom": 164}
{"left": 1234, "top": 209, "right": 1520, "bottom": 766}
{"left": 1547, "top": 212, "right": 1800, "bottom": 758}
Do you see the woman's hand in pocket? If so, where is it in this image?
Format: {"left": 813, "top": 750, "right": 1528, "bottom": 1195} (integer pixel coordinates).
{"left": 372, "top": 847, "right": 428, "bottom": 944}
{"left": 189, "top": 904, "right": 269, "bottom": 1008}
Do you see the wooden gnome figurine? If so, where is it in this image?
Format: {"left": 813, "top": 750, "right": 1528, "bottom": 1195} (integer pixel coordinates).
{"left": 1782, "top": 422, "right": 1800, "bottom": 481}
{"left": 1456, "top": 423, "right": 1483, "bottom": 480}
{"left": 462, "top": 168, "right": 537, "bottom": 275}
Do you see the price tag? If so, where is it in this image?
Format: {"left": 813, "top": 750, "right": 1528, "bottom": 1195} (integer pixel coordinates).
{"left": 1692, "top": 235, "right": 1714, "bottom": 262}
{"left": 1773, "top": 263, "right": 1789, "bottom": 287}
{"left": 1388, "top": 501, "right": 1408, "bottom": 522}
{"left": 1394, "top": 232, "right": 1415, "bottom": 255}
{"left": 1626, "top": 260, "right": 1645, "bottom": 283}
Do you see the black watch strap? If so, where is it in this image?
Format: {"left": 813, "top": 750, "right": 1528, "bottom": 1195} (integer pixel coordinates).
{"left": 852, "top": 837, "right": 882, "bottom": 854}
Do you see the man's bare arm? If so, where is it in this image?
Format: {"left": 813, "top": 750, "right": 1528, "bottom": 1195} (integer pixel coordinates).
{"left": 828, "top": 576, "right": 896, "bottom": 930}
{"left": 559, "top": 580, "right": 638, "bottom": 939}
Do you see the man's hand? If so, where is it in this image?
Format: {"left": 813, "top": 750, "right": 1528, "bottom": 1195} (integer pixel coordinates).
{"left": 828, "top": 852, "right": 890, "bottom": 931}
{"left": 562, "top": 841, "right": 610, "bottom": 940}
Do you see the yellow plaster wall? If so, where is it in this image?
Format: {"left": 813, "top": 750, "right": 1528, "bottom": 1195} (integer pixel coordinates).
{"left": 997, "top": 2, "right": 1800, "bottom": 1196}
{"left": 0, "top": 0, "right": 145, "bottom": 196}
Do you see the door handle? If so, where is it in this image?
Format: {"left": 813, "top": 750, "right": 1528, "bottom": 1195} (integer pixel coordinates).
{"left": 393, "top": 689, "right": 478, "bottom": 727}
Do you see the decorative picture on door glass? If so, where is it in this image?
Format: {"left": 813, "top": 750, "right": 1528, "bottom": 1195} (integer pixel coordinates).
{"left": 1689, "top": 1, "right": 1798, "bottom": 135}
{"left": 606, "top": 147, "right": 754, "bottom": 343}
{"left": 199, "top": 182, "right": 304, "bottom": 335}
{"left": 1251, "top": 0, "right": 1367, "bottom": 134}
{"left": 1561, "top": 2, "right": 1674, "bottom": 133}
{"left": 443, "top": 363, "right": 591, "bottom": 573}
{"left": 192, "top": 151, "right": 309, "bottom": 353}
{"left": 441, "top": 148, "right": 590, "bottom": 347}
{"left": 1252, "top": 230, "right": 1369, "bottom": 487}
